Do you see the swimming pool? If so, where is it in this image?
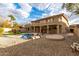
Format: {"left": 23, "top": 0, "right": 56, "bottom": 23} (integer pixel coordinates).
{"left": 21, "top": 33, "right": 34, "bottom": 39}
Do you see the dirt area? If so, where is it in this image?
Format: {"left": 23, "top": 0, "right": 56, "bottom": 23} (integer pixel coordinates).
{"left": 0, "top": 33, "right": 79, "bottom": 56}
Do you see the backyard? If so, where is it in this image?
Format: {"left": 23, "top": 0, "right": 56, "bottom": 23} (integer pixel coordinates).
{"left": 0, "top": 3, "right": 79, "bottom": 56}
{"left": 0, "top": 33, "right": 79, "bottom": 56}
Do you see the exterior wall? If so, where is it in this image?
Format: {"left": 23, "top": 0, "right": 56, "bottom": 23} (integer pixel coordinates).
{"left": 61, "top": 16, "right": 69, "bottom": 27}
{"left": 69, "top": 25, "right": 79, "bottom": 37}
{"left": 74, "top": 27, "right": 79, "bottom": 37}
{"left": 76, "top": 28, "right": 79, "bottom": 37}
{"left": 32, "top": 16, "right": 62, "bottom": 26}
{"left": 19, "top": 28, "right": 27, "bottom": 32}
{"left": 25, "top": 14, "right": 69, "bottom": 34}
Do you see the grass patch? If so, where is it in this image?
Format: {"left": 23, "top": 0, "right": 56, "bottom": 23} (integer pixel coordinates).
{"left": 7, "top": 31, "right": 27, "bottom": 35}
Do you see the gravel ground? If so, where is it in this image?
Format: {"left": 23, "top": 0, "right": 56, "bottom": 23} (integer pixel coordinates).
{"left": 0, "top": 33, "right": 79, "bottom": 56}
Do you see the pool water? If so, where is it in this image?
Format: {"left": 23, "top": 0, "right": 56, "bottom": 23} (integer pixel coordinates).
{"left": 21, "top": 33, "right": 33, "bottom": 39}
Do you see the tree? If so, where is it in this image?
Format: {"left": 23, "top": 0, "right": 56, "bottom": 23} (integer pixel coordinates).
{"left": 13, "top": 22, "right": 20, "bottom": 30}
{"left": 0, "top": 28, "right": 4, "bottom": 36}
{"left": 8, "top": 15, "right": 15, "bottom": 21}
{"left": 2, "top": 20, "right": 11, "bottom": 28}
{"left": 62, "top": 3, "right": 79, "bottom": 17}
{"left": 12, "top": 22, "right": 21, "bottom": 34}
{"left": 8, "top": 15, "right": 16, "bottom": 28}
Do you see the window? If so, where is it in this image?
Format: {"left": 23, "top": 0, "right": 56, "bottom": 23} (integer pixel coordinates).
{"left": 48, "top": 19, "right": 50, "bottom": 22}
{"left": 46, "top": 19, "right": 48, "bottom": 23}
{"left": 51, "top": 18, "right": 54, "bottom": 22}
{"left": 51, "top": 18, "right": 53, "bottom": 22}
{"left": 43, "top": 20, "right": 46, "bottom": 23}
{"left": 59, "top": 18, "right": 61, "bottom": 21}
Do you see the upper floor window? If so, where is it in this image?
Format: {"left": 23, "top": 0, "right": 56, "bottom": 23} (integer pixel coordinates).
{"left": 43, "top": 20, "right": 46, "bottom": 23}
{"left": 53, "top": 17, "right": 54, "bottom": 22}
{"left": 50, "top": 18, "right": 53, "bottom": 22}
{"left": 59, "top": 18, "right": 61, "bottom": 22}
{"left": 46, "top": 19, "right": 48, "bottom": 23}
{"left": 48, "top": 19, "right": 50, "bottom": 22}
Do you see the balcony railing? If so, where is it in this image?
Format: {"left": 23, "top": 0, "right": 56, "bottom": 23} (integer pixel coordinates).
{"left": 31, "top": 20, "right": 60, "bottom": 26}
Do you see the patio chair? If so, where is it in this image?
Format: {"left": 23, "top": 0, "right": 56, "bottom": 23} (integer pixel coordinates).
{"left": 31, "top": 33, "right": 41, "bottom": 39}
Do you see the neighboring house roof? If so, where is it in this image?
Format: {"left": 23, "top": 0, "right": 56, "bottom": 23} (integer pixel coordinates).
{"left": 69, "top": 24, "right": 79, "bottom": 28}
{"left": 31, "top": 13, "right": 68, "bottom": 22}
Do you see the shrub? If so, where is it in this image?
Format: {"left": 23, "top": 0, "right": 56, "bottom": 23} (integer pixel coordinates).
{"left": 9, "top": 29, "right": 22, "bottom": 35}
{"left": 0, "top": 28, "right": 4, "bottom": 36}
{"left": 8, "top": 31, "right": 14, "bottom": 35}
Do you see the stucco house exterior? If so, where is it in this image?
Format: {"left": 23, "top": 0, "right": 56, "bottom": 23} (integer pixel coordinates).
{"left": 25, "top": 13, "right": 69, "bottom": 34}
{"left": 69, "top": 24, "right": 79, "bottom": 37}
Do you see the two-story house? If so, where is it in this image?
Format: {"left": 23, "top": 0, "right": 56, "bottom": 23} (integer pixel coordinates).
{"left": 25, "top": 13, "right": 69, "bottom": 34}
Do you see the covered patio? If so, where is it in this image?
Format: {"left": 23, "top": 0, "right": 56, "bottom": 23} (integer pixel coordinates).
{"left": 31, "top": 24, "right": 62, "bottom": 34}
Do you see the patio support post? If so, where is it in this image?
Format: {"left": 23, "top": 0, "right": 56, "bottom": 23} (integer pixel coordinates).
{"left": 47, "top": 25, "right": 49, "bottom": 34}
{"left": 34, "top": 26, "right": 35, "bottom": 33}
{"left": 30, "top": 26, "right": 32, "bottom": 33}
{"left": 28, "top": 27, "right": 29, "bottom": 32}
{"left": 57, "top": 25, "right": 59, "bottom": 34}
{"left": 40, "top": 26, "right": 41, "bottom": 33}
{"left": 61, "top": 25, "right": 64, "bottom": 34}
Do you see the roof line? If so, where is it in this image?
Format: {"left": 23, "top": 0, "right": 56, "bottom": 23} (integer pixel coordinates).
{"left": 31, "top": 13, "right": 68, "bottom": 22}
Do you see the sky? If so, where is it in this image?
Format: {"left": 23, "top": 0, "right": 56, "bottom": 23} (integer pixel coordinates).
{"left": 0, "top": 3, "right": 79, "bottom": 25}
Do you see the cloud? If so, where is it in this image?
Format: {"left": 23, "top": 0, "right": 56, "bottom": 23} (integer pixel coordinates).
{"left": 0, "top": 3, "right": 79, "bottom": 25}
{"left": 0, "top": 3, "right": 16, "bottom": 18}
{"left": 17, "top": 9, "right": 29, "bottom": 18}
{"left": 10, "top": 3, "right": 32, "bottom": 20}
{"left": 28, "top": 3, "right": 63, "bottom": 21}
{"left": 69, "top": 19, "right": 79, "bottom": 25}
{"left": 69, "top": 15, "right": 79, "bottom": 25}
{"left": 29, "top": 3, "right": 51, "bottom": 10}
{"left": 0, "top": 3, "right": 63, "bottom": 24}
{"left": 19, "top": 3, "right": 32, "bottom": 13}
{"left": 28, "top": 3, "right": 79, "bottom": 25}
{"left": 28, "top": 3, "right": 56, "bottom": 21}
{"left": 0, "top": 3, "right": 32, "bottom": 25}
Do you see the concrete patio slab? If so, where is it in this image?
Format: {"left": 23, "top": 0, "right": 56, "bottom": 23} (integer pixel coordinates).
{"left": 45, "top": 34, "right": 64, "bottom": 40}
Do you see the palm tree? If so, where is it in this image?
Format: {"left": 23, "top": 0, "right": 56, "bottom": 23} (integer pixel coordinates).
{"left": 62, "top": 3, "right": 79, "bottom": 17}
